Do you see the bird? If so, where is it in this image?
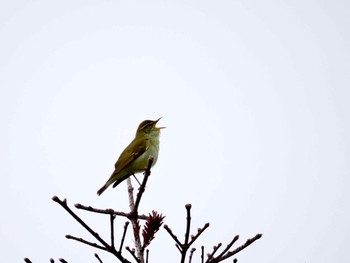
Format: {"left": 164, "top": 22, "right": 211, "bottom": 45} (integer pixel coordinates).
{"left": 97, "top": 118, "right": 164, "bottom": 195}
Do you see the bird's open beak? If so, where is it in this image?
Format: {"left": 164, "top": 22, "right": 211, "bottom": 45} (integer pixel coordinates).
{"left": 155, "top": 117, "right": 166, "bottom": 129}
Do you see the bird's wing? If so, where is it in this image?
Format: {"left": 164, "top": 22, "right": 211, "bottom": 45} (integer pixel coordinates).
{"left": 113, "top": 138, "right": 149, "bottom": 175}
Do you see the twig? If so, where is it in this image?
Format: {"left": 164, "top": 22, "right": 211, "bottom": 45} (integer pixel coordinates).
{"left": 110, "top": 214, "right": 116, "bottom": 248}
{"left": 188, "top": 223, "right": 210, "bottom": 247}
{"left": 134, "top": 157, "right": 153, "bottom": 212}
{"left": 189, "top": 248, "right": 196, "bottom": 263}
{"left": 126, "top": 246, "right": 140, "bottom": 263}
{"left": 127, "top": 177, "right": 136, "bottom": 212}
{"left": 52, "top": 196, "right": 131, "bottom": 263}
{"left": 164, "top": 204, "right": 209, "bottom": 263}
{"left": 217, "top": 234, "right": 262, "bottom": 262}
{"left": 65, "top": 235, "right": 107, "bottom": 251}
{"left": 184, "top": 204, "right": 192, "bottom": 245}
{"left": 163, "top": 225, "right": 182, "bottom": 247}
{"left": 59, "top": 259, "right": 68, "bottom": 263}
{"left": 94, "top": 253, "right": 103, "bottom": 263}
{"left": 119, "top": 221, "right": 130, "bottom": 252}
{"left": 24, "top": 258, "right": 32, "bottom": 263}
{"left": 207, "top": 234, "right": 262, "bottom": 263}
{"left": 127, "top": 178, "right": 143, "bottom": 262}
{"left": 206, "top": 243, "right": 222, "bottom": 261}
{"left": 180, "top": 204, "right": 192, "bottom": 263}
{"left": 74, "top": 204, "right": 148, "bottom": 220}
{"left": 145, "top": 250, "right": 149, "bottom": 263}
{"left": 201, "top": 246, "right": 204, "bottom": 263}
{"left": 50, "top": 259, "right": 54, "bottom": 263}
{"left": 215, "top": 236, "right": 239, "bottom": 260}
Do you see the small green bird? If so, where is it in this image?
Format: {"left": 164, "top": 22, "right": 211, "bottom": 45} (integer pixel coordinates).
{"left": 97, "top": 118, "right": 164, "bottom": 195}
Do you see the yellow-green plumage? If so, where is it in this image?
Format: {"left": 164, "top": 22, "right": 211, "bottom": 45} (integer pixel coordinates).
{"left": 97, "top": 118, "right": 164, "bottom": 195}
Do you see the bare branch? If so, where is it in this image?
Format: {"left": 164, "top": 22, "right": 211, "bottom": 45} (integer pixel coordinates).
{"left": 218, "top": 234, "right": 262, "bottom": 262}
{"left": 94, "top": 253, "right": 103, "bottom": 263}
{"left": 52, "top": 196, "right": 131, "bottom": 263}
{"left": 126, "top": 246, "right": 140, "bottom": 263}
{"left": 164, "top": 224, "right": 182, "bottom": 247}
{"left": 184, "top": 204, "right": 192, "bottom": 242}
{"left": 126, "top": 157, "right": 154, "bottom": 263}
{"left": 74, "top": 203, "right": 148, "bottom": 220}
{"left": 215, "top": 235, "right": 239, "bottom": 260}
{"left": 201, "top": 246, "right": 204, "bottom": 263}
{"left": 119, "top": 221, "right": 130, "bottom": 252}
{"left": 110, "top": 214, "right": 116, "bottom": 248}
{"left": 65, "top": 235, "right": 107, "bottom": 251}
{"left": 134, "top": 157, "right": 154, "bottom": 212}
{"left": 145, "top": 250, "right": 149, "bottom": 263}
{"left": 127, "top": 178, "right": 143, "bottom": 263}
{"left": 188, "top": 223, "right": 210, "bottom": 247}
{"left": 189, "top": 248, "right": 196, "bottom": 263}
{"left": 165, "top": 204, "right": 209, "bottom": 263}
{"left": 206, "top": 243, "right": 222, "bottom": 261}
{"left": 207, "top": 233, "right": 262, "bottom": 263}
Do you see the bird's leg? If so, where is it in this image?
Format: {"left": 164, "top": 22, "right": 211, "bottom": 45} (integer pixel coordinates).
{"left": 132, "top": 174, "right": 142, "bottom": 186}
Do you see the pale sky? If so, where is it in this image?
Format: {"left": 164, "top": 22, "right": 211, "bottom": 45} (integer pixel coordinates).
{"left": 1, "top": 1, "right": 350, "bottom": 262}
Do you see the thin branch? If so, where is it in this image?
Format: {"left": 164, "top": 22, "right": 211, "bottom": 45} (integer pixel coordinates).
{"left": 145, "top": 250, "right": 149, "bottom": 263}
{"left": 24, "top": 258, "right": 32, "bottom": 263}
{"left": 164, "top": 224, "right": 182, "bottom": 247}
{"left": 218, "top": 234, "right": 262, "bottom": 262}
{"left": 201, "top": 246, "right": 204, "bottom": 263}
{"left": 215, "top": 235, "right": 239, "bottom": 260}
{"left": 110, "top": 214, "right": 116, "bottom": 248}
{"left": 94, "top": 253, "right": 103, "bottom": 263}
{"left": 59, "top": 259, "right": 68, "bottom": 263}
{"left": 119, "top": 221, "right": 130, "bottom": 252}
{"left": 74, "top": 203, "right": 148, "bottom": 220}
{"left": 184, "top": 204, "right": 192, "bottom": 247}
{"left": 52, "top": 197, "right": 108, "bottom": 247}
{"left": 175, "top": 244, "right": 182, "bottom": 253}
{"left": 179, "top": 204, "right": 192, "bottom": 263}
{"left": 65, "top": 235, "right": 107, "bottom": 251}
{"left": 189, "top": 248, "right": 196, "bottom": 263}
{"left": 165, "top": 204, "right": 211, "bottom": 263}
{"left": 52, "top": 196, "right": 131, "bottom": 263}
{"left": 134, "top": 157, "right": 154, "bottom": 212}
{"left": 207, "top": 234, "right": 262, "bottom": 263}
{"left": 188, "top": 223, "right": 210, "bottom": 247}
{"left": 206, "top": 243, "right": 222, "bottom": 261}
{"left": 127, "top": 178, "right": 143, "bottom": 263}
{"left": 127, "top": 177, "right": 136, "bottom": 214}
{"left": 126, "top": 247, "right": 140, "bottom": 263}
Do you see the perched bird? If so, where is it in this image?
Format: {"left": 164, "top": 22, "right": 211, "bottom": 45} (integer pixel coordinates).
{"left": 97, "top": 118, "right": 164, "bottom": 195}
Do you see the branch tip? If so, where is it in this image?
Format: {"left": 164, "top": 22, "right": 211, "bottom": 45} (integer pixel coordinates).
{"left": 52, "top": 196, "right": 59, "bottom": 202}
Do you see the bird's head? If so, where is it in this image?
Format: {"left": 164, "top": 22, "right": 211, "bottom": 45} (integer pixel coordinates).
{"left": 136, "top": 117, "right": 165, "bottom": 136}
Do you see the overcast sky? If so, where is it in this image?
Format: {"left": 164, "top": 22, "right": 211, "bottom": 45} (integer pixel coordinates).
{"left": 1, "top": 1, "right": 350, "bottom": 262}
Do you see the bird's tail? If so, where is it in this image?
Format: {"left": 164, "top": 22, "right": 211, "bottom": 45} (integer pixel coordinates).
{"left": 97, "top": 171, "right": 130, "bottom": 195}
{"left": 97, "top": 183, "right": 109, "bottom": 196}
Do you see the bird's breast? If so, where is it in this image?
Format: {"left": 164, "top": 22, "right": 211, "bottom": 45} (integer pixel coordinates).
{"left": 132, "top": 139, "right": 159, "bottom": 172}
